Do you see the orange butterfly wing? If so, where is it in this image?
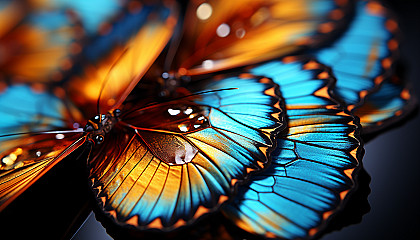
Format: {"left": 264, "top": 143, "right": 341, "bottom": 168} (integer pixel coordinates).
{"left": 65, "top": 1, "right": 178, "bottom": 115}
{"left": 0, "top": 131, "right": 86, "bottom": 211}
{"left": 174, "top": 0, "right": 352, "bottom": 75}
{"left": 88, "top": 73, "right": 284, "bottom": 230}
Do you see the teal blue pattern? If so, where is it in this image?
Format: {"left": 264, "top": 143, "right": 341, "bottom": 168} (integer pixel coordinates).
{"left": 223, "top": 59, "right": 362, "bottom": 239}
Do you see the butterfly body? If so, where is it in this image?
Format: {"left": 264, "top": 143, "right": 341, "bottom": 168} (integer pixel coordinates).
{"left": 84, "top": 109, "right": 121, "bottom": 145}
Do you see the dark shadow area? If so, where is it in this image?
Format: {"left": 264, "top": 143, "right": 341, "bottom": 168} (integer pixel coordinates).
{"left": 0, "top": 144, "right": 92, "bottom": 240}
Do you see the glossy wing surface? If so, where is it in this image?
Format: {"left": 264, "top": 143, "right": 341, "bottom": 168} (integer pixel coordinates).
{"left": 88, "top": 74, "right": 283, "bottom": 230}
{"left": 0, "top": 7, "right": 82, "bottom": 82}
{"left": 175, "top": 0, "right": 352, "bottom": 75}
{"left": 0, "top": 131, "right": 86, "bottom": 211}
{"left": 0, "top": 84, "right": 86, "bottom": 211}
{"left": 354, "top": 75, "right": 417, "bottom": 135}
{"left": 223, "top": 59, "right": 363, "bottom": 239}
{"left": 0, "top": 84, "right": 83, "bottom": 136}
{"left": 66, "top": 1, "right": 178, "bottom": 115}
{"left": 314, "top": 0, "right": 398, "bottom": 111}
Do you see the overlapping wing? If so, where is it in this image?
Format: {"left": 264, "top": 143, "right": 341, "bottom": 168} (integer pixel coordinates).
{"left": 65, "top": 0, "right": 178, "bottom": 115}
{"left": 223, "top": 59, "right": 363, "bottom": 239}
{"left": 88, "top": 73, "right": 284, "bottom": 230}
{"left": 0, "top": 3, "right": 83, "bottom": 82}
{"left": 0, "top": 84, "right": 86, "bottom": 211}
{"left": 0, "top": 131, "right": 86, "bottom": 211}
{"left": 174, "top": 0, "right": 353, "bottom": 75}
{"left": 354, "top": 75, "right": 417, "bottom": 135}
{"left": 29, "top": 0, "right": 124, "bottom": 35}
{"left": 313, "top": 0, "right": 398, "bottom": 111}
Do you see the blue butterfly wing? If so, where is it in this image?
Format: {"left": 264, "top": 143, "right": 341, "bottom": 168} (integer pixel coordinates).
{"left": 222, "top": 59, "right": 363, "bottom": 239}
{"left": 354, "top": 75, "right": 417, "bottom": 135}
{"left": 0, "top": 85, "right": 81, "bottom": 135}
{"left": 82, "top": 0, "right": 178, "bottom": 62}
{"left": 313, "top": 0, "right": 398, "bottom": 111}
{"left": 88, "top": 73, "right": 284, "bottom": 230}
{"left": 0, "top": 85, "right": 86, "bottom": 210}
{"left": 39, "top": 0, "right": 124, "bottom": 35}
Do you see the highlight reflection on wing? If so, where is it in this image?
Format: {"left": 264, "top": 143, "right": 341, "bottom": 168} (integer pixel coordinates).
{"left": 88, "top": 73, "right": 284, "bottom": 230}
{"left": 174, "top": 0, "right": 353, "bottom": 75}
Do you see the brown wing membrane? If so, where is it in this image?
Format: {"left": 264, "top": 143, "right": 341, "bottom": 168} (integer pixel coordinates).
{"left": 89, "top": 74, "right": 283, "bottom": 230}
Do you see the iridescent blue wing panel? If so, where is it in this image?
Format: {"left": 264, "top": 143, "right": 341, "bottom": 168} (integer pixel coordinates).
{"left": 82, "top": 0, "right": 177, "bottom": 61}
{"left": 354, "top": 75, "right": 417, "bottom": 135}
{"left": 0, "top": 85, "right": 81, "bottom": 134}
{"left": 88, "top": 73, "right": 284, "bottom": 230}
{"left": 36, "top": 0, "right": 124, "bottom": 35}
{"left": 223, "top": 59, "right": 363, "bottom": 239}
{"left": 313, "top": 0, "right": 398, "bottom": 111}
{"left": 0, "top": 84, "right": 86, "bottom": 211}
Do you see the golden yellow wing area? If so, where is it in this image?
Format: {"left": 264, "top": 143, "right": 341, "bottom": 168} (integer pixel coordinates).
{"left": 66, "top": 15, "right": 177, "bottom": 116}
{"left": 89, "top": 74, "right": 283, "bottom": 231}
{"left": 0, "top": 132, "right": 86, "bottom": 211}
{"left": 175, "top": 0, "right": 351, "bottom": 75}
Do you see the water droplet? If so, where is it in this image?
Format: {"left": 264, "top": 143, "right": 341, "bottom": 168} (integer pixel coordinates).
{"left": 178, "top": 123, "right": 189, "bottom": 132}
{"left": 2, "top": 156, "right": 14, "bottom": 166}
{"left": 168, "top": 108, "right": 181, "bottom": 116}
{"left": 216, "top": 23, "right": 230, "bottom": 37}
{"left": 56, "top": 134, "right": 64, "bottom": 140}
{"left": 184, "top": 108, "right": 193, "bottom": 115}
{"left": 196, "top": 3, "right": 213, "bottom": 20}
{"left": 236, "top": 28, "right": 246, "bottom": 38}
{"left": 162, "top": 72, "right": 169, "bottom": 79}
{"left": 202, "top": 60, "right": 214, "bottom": 69}
{"left": 174, "top": 142, "right": 197, "bottom": 164}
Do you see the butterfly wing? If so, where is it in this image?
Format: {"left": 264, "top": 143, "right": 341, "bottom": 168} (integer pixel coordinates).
{"left": 354, "top": 75, "right": 417, "bottom": 136}
{"left": 88, "top": 73, "right": 284, "bottom": 230}
{"left": 222, "top": 59, "right": 363, "bottom": 239}
{"left": 313, "top": 0, "right": 398, "bottom": 111}
{"left": 0, "top": 1, "right": 25, "bottom": 38}
{"left": 29, "top": 0, "right": 124, "bottom": 35}
{"left": 0, "top": 84, "right": 86, "bottom": 211}
{"left": 0, "top": 131, "right": 86, "bottom": 211}
{"left": 174, "top": 0, "right": 353, "bottom": 75}
{"left": 65, "top": 0, "right": 178, "bottom": 115}
{"left": 0, "top": 6, "right": 83, "bottom": 83}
